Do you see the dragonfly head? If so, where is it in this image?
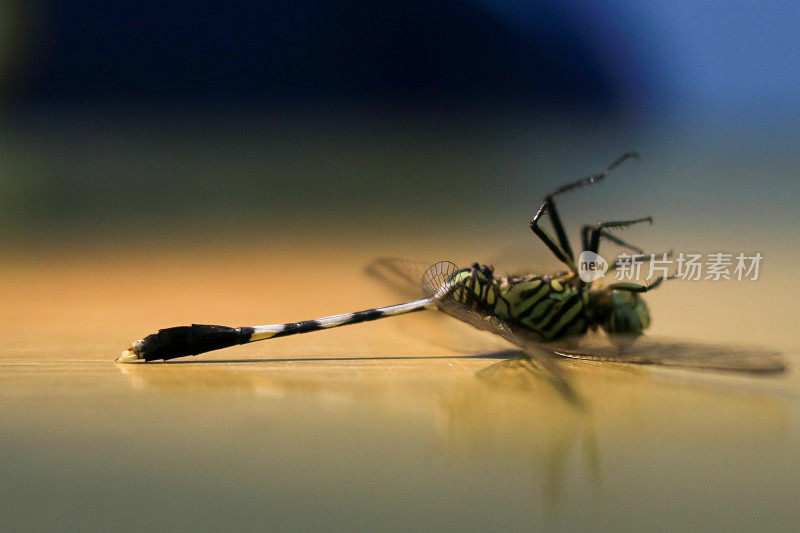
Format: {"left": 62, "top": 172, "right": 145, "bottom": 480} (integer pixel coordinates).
{"left": 593, "top": 288, "right": 651, "bottom": 344}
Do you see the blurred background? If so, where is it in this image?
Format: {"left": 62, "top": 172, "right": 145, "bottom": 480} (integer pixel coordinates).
{"left": 0, "top": 0, "right": 798, "bottom": 348}
{"left": 2, "top": 4, "right": 800, "bottom": 530}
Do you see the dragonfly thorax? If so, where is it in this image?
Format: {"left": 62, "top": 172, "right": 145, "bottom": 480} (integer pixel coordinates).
{"left": 448, "top": 265, "right": 588, "bottom": 342}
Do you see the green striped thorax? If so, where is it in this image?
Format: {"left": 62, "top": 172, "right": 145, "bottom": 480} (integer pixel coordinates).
{"left": 447, "top": 263, "right": 652, "bottom": 343}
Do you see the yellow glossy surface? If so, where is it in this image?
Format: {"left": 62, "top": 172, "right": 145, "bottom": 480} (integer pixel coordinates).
{"left": 2, "top": 243, "right": 799, "bottom": 531}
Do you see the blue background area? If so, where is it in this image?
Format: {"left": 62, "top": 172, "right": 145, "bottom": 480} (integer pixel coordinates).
{"left": 476, "top": 0, "right": 800, "bottom": 122}
{"left": 4, "top": 0, "right": 798, "bottom": 122}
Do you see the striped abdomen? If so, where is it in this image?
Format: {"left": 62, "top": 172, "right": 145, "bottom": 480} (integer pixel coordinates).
{"left": 495, "top": 277, "right": 588, "bottom": 341}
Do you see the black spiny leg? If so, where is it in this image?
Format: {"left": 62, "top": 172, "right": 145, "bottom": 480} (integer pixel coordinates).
{"left": 607, "top": 274, "right": 678, "bottom": 293}
{"left": 530, "top": 202, "right": 576, "bottom": 271}
{"left": 587, "top": 217, "right": 653, "bottom": 254}
{"left": 581, "top": 225, "right": 645, "bottom": 255}
{"left": 582, "top": 217, "right": 672, "bottom": 272}
{"left": 529, "top": 152, "right": 639, "bottom": 271}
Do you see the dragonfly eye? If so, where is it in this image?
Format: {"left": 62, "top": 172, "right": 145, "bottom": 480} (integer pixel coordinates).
{"left": 601, "top": 292, "right": 651, "bottom": 337}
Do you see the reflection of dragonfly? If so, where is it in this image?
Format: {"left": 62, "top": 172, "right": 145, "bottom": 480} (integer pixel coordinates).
{"left": 117, "top": 153, "right": 784, "bottom": 379}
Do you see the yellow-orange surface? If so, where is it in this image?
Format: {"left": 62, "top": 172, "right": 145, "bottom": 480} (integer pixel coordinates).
{"left": 2, "top": 241, "right": 799, "bottom": 531}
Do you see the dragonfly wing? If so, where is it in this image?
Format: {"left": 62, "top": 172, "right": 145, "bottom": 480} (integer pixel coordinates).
{"left": 438, "top": 298, "right": 582, "bottom": 403}
{"left": 365, "top": 257, "right": 437, "bottom": 300}
{"left": 422, "top": 262, "right": 580, "bottom": 401}
{"left": 421, "top": 260, "right": 461, "bottom": 299}
{"left": 365, "top": 258, "right": 511, "bottom": 354}
{"left": 412, "top": 261, "right": 785, "bottom": 376}
{"left": 550, "top": 335, "right": 786, "bottom": 374}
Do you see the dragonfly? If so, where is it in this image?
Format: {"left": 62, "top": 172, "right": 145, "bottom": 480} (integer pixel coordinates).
{"left": 116, "top": 153, "right": 785, "bottom": 376}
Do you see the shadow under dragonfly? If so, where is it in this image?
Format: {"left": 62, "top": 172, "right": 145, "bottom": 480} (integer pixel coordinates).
{"left": 153, "top": 350, "right": 522, "bottom": 365}
{"left": 148, "top": 348, "right": 584, "bottom": 405}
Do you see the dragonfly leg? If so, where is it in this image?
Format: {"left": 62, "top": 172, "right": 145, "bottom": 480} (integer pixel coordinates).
{"left": 586, "top": 217, "right": 652, "bottom": 254}
{"left": 529, "top": 153, "right": 638, "bottom": 270}
{"left": 530, "top": 200, "right": 577, "bottom": 270}
{"left": 607, "top": 274, "right": 677, "bottom": 293}
{"left": 581, "top": 226, "right": 645, "bottom": 255}
{"left": 543, "top": 152, "right": 638, "bottom": 199}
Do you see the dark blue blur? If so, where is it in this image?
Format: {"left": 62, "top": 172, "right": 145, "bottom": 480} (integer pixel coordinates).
{"left": 8, "top": 1, "right": 648, "bottom": 113}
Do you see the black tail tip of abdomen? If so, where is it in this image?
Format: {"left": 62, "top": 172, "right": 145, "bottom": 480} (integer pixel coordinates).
{"left": 116, "top": 324, "right": 254, "bottom": 362}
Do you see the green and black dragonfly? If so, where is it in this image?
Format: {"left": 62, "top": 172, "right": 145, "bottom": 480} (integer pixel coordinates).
{"left": 117, "top": 153, "right": 785, "bottom": 375}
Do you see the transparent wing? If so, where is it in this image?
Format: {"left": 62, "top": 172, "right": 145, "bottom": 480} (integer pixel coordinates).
{"left": 549, "top": 335, "right": 786, "bottom": 374}
{"left": 420, "top": 262, "right": 786, "bottom": 376}
{"left": 370, "top": 259, "right": 786, "bottom": 378}
{"left": 366, "top": 257, "right": 549, "bottom": 354}
{"left": 421, "top": 260, "right": 461, "bottom": 299}
{"left": 365, "top": 258, "right": 513, "bottom": 355}
{"left": 422, "top": 262, "right": 579, "bottom": 402}
{"left": 365, "top": 257, "right": 435, "bottom": 300}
